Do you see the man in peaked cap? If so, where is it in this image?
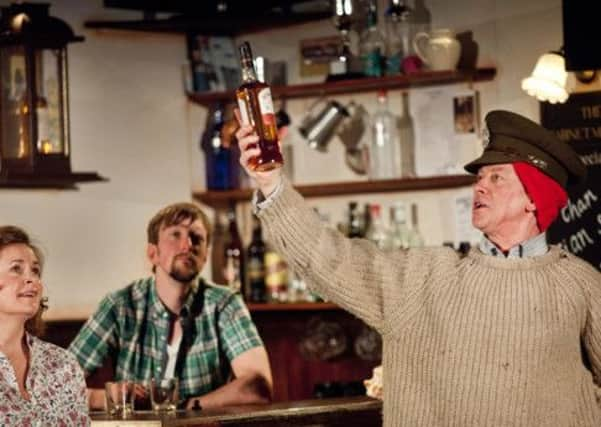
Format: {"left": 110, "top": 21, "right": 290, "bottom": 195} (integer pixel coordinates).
{"left": 464, "top": 109, "right": 587, "bottom": 253}
{"left": 235, "top": 109, "right": 601, "bottom": 426}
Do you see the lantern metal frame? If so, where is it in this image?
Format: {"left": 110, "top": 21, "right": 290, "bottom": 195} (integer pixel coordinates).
{"left": 0, "top": 2, "right": 105, "bottom": 188}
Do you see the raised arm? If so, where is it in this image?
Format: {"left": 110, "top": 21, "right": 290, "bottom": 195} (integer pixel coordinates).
{"left": 236, "top": 123, "right": 409, "bottom": 332}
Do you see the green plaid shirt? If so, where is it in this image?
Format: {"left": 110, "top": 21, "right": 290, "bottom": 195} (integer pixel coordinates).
{"left": 68, "top": 277, "right": 263, "bottom": 401}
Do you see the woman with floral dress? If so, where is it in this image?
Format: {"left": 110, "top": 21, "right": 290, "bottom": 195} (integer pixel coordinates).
{"left": 0, "top": 226, "right": 89, "bottom": 426}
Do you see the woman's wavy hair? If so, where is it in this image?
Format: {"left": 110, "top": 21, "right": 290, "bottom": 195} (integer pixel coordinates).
{"left": 0, "top": 225, "right": 48, "bottom": 337}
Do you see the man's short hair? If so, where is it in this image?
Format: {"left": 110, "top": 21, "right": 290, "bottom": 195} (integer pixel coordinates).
{"left": 146, "top": 202, "right": 212, "bottom": 246}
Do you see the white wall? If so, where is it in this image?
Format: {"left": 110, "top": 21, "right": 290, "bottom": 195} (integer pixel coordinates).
{"left": 0, "top": 0, "right": 198, "bottom": 319}
{"left": 0, "top": 0, "right": 566, "bottom": 319}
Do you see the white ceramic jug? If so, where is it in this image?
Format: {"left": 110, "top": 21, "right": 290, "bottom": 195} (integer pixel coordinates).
{"left": 413, "top": 29, "right": 461, "bottom": 71}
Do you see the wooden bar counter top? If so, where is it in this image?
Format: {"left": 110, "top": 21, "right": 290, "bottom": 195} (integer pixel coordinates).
{"left": 90, "top": 396, "right": 382, "bottom": 426}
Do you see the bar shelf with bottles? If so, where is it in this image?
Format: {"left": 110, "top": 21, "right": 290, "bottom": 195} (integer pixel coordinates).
{"left": 188, "top": 67, "right": 496, "bottom": 107}
{"left": 193, "top": 174, "right": 475, "bottom": 208}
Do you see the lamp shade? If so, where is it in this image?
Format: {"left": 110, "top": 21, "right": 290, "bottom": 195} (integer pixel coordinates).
{"left": 521, "top": 52, "right": 569, "bottom": 104}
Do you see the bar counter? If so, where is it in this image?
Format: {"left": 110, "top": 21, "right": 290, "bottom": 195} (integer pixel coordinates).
{"left": 91, "top": 396, "right": 382, "bottom": 426}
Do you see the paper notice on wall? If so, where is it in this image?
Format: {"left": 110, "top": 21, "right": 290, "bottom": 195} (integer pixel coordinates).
{"left": 453, "top": 193, "right": 482, "bottom": 245}
{"left": 409, "top": 85, "right": 482, "bottom": 177}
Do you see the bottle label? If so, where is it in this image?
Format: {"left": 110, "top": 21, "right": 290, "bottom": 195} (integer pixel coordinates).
{"left": 247, "top": 257, "right": 265, "bottom": 280}
{"left": 265, "top": 251, "right": 288, "bottom": 291}
{"left": 257, "top": 88, "right": 276, "bottom": 127}
{"left": 237, "top": 98, "right": 251, "bottom": 126}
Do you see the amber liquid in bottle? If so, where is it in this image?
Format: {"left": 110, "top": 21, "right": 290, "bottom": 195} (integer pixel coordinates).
{"left": 236, "top": 41, "right": 283, "bottom": 172}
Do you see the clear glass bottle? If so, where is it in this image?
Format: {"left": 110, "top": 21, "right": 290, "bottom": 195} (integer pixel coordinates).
{"left": 388, "top": 202, "right": 411, "bottom": 249}
{"left": 399, "top": 91, "right": 416, "bottom": 177}
{"left": 359, "top": 0, "right": 385, "bottom": 77}
{"left": 385, "top": 0, "right": 412, "bottom": 75}
{"left": 236, "top": 41, "right": 283, "bottom": 171}
{"left": 408, "top": 203, "right": 425, "bottom": 247}
{"left": 369, "top": 90, "right": 401, "bottom": 180}
{"left": 365, "top": 204, "right": 391, "bottom": 250}
{"left": 246, "top": 217, "right": 267, "bottom": 302}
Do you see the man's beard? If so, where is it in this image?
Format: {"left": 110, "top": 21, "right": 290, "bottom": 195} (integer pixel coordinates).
{"left": 169, "top": 254, "right": 200, "bottom": 283}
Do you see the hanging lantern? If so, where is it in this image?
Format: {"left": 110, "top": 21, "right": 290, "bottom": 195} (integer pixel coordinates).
{"left": 0, "top": 2, "right": 104, "bottom": 188}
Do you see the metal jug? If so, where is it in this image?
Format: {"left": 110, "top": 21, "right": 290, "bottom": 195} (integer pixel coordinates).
{"left": 298, "top": 99, "right": 350, "bottom": 152}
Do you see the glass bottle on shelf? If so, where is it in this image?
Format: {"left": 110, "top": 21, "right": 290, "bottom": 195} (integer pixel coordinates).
{"left": 363, "top": 203, "right": 372, "bottom": 238}
{"left": 365, "top": 204, "right": 390, "bottom": 250}
{"left": 399, "top": 91, "right": 416, "bottom": 177}
{"left": 408, "top": 203, "right": 425, "bottom": 247}
{"left": 246, "top": 217, "right": 267, "bottom": 303}
{"left": 210, "top": 210, "right": 228, "bottom": 285}
{"left": 236, "top": 41, "right": 283, "bottom": 172}
{"left": 359, "top": 0, "right": 385, "bottom": 77}
{"left": 388, "top": 202, "right": 411, "bottom": 249}
{"left": 201, "top": 103, "right": 234, "bottom": 190}
{"left": 385, "top": 0, "right": 412, "bottom": 75}
{"left": 369, "top": 90, "right": 401, "bottom": 180}
{"left": 411, "top": 0, "right": 431, "bottom": 37}
{"left": 348, "top": 201, "right": 364, "bottom": 238}
{"left": 223, "top": 209, "right": 244, "bottom": 293}
{"left": 265, "top": 247, "right": 289, "bottom": 303}
{"left": 330, "top": 0, "right": 353, "bottom": 77}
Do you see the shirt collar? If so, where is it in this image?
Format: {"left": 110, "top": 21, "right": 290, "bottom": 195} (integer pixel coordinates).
{"left": 479, "top": 233, "right": 548, "bottom": 258}
{"left": 149, "top": 276, "right": 202, "bottom": 320}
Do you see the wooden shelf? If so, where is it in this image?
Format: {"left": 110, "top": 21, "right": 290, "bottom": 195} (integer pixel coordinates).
{"left": 247, "top": 302, "right": 339, "bottom": 312}
{"left": 193, "top": 174, "right": 476, "bottom": 208}
{"left": 188, "top": 67, "right": 496, "bottom": 106}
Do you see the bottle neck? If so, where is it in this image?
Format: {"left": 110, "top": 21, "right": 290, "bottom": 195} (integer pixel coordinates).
{"left": 367, "top": 11, "right": 378, "bottom": 29}
{"left": 241, "top": 61, "right": 258, "bottom": 83}
{"left": 229, "top": 221, "right": 240, "bottom": 238}
{"left": 252, "top": 226, "right": 263, "bottom": 242}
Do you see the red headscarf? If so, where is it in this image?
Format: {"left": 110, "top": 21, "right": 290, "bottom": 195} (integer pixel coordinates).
{"left": 512, "top": 162, "right": 568, "bottom": 232}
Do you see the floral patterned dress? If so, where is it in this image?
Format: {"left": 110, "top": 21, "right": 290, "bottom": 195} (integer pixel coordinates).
{"left": 0, "top": 333, "right": 89, "bottom": 426}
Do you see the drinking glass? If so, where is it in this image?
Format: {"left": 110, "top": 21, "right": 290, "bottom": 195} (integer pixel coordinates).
{"left": 150, "top": 378, "right": 179, "bottom": 413}
{"left": 105, "top": 380, "right": 135, "bottom": 418}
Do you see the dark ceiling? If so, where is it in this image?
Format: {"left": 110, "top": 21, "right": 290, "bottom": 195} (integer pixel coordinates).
{"left": 86, "top": 0, "right": 332, "bottom": 35}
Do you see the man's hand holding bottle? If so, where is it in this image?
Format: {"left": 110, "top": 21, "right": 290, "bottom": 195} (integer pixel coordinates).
{"left": 235, "top": 109, "right": 282, "bottom": 198}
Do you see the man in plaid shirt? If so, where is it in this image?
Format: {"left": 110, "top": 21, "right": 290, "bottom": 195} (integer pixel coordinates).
{"left": 69, "top": 202, "right": 272, "bottom": 410}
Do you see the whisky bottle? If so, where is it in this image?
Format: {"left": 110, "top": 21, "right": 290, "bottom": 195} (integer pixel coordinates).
{"left": 223, "top": 209, "right": 244, "bottom": 293}
{"left": 236, "top": 41, "right": 283, "bottom": 172}
{"left": 246, "top": 217, "right": 267, "bottom": 302}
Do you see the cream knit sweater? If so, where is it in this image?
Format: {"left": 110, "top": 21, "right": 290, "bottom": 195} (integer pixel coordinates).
{"left": 258, "top": 180, "right": 601, "bottom": 426}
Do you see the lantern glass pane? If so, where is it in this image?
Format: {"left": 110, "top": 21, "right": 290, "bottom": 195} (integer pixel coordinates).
{"left": 0, "top": 45, "right": 31, "bottom": 160}
{"left": 35, "top": 48, "right": 64, "bottom": 155}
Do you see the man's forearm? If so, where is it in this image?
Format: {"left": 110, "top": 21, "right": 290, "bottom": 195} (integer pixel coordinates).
{"left": 87, "top": 388, "right": 105, "bottom": 409}
{"left": 186, "top": 374, "right": 272, "bottom": 410}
